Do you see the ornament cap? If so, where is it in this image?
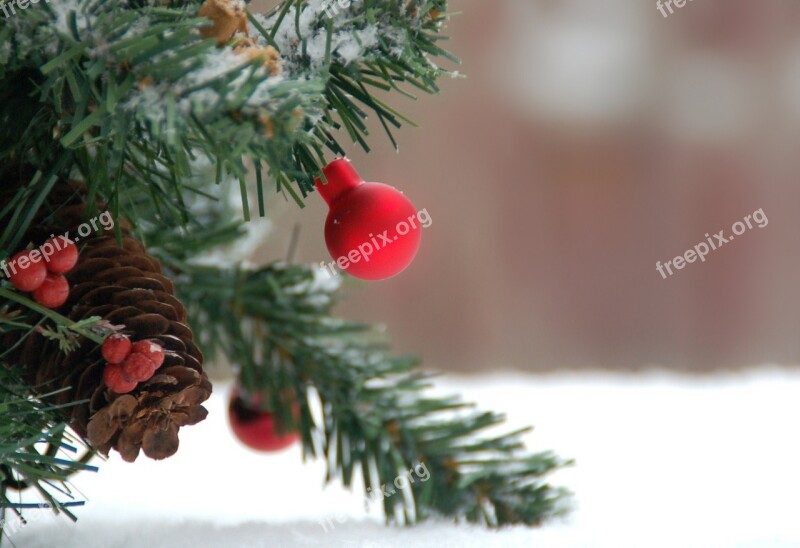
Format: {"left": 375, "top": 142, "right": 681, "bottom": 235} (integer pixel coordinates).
{"left": 315, "top": 158, "right": 364, "bottom": 206}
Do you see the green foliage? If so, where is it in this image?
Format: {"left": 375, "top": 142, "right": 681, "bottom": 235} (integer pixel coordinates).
{"left": 173, "top": 258, "right": 570, "bottom": 526}
{"left": 144, "top": 200, "right": 570, "bottom": 526}
{"left": 0, "top": 0, "right": 456, "bottom": 236}
{"left": 0, "top": 286, "right": 105, "bottom": 537}
{"left": 0, "top": 0, "right": 570, "bottom": 531}
{"left": 0, "top": 365, "right": 97, "bottom": 533}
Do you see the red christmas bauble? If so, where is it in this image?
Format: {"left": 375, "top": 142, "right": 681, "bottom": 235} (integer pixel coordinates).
{"left": 316, "top": 158, "right": 422, "bottom": 281}
{"left": 8, "top": 250, "right": 48, "bottom": 292}
{"left": 227, "top": 388, "right": 300, "bottom": 452}
{"left": 32, "top": 273, "right": 69, "bottom": 308}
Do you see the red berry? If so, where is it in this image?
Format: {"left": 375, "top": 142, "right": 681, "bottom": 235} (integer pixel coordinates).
{"left": 102, "top": 334, "right": 132, "bottom": 364}
{"left": 8, "top": 250, "right": 48, "bottom": 292}
{"left": 103, "top": 363, "right": 138, "bottom": 394}
{"left": 122, "top": 352, "right": 157, "bottom": 383}
{"left": 131, "top": 340, "right": 165, "bottom": 368}
{"left": 227, "top": 389, "right": 300, "bottom": 452}
{"left": 32, "top": 274, "right": 70, "bottom": 308}
{"left": 43, "top": 237, "right": 78, "bottom": 274}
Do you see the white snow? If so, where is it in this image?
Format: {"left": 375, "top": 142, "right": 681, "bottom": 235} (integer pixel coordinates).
{"left": 284, "top": 265, "right": 342, "bottom": 295}
{"left": 123, "top": 46, "right": 286, "bottom": 127}
{"left": 11, "top": 370, "right": 800, "bottom": 547}
{"left": 46, "top": 0, "right": 95, "bottom": 37}
{"left": 253, "top": 0, "right": 404, "bottom": 75}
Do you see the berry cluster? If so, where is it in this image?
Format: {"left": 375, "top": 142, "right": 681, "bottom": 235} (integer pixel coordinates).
{"left": 101, "top": 333, "right": 165, "bottom": 394}
{"left": 7, "top": 238, "right": 78, "bottom": 308}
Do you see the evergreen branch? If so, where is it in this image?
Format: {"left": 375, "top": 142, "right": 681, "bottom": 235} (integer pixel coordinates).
{"left": 1, "top": 0, "right": 456, "bottom": 231}
{"left": 0, "top": 287, "right": 106, "bottom": 347}
{"left": 253, "top": 0, "right": 458, "bottom": 190}
{"left": 0, "top": 367, "right": 97, "bottom": 540}
{"left": 172, "top": 261, "right": 571, "bottom": 526}
{"left": 0, "top": 282, "right": 104, "bottom": 533}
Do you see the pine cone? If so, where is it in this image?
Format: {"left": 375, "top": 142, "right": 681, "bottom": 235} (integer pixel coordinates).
{"left": 8, "top": 185, "right": 211, "bottom": 462}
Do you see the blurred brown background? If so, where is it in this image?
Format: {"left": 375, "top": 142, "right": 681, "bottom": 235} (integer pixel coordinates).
{"left": 253, "top": 0, "right": 800, "bottom": 373}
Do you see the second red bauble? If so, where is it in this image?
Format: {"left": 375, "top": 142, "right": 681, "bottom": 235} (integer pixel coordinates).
{"left": 316, "top": 158, "right": 422, "bottom": 281}
{"left": 227, "top": 388, "right": 300, "bottom": 452}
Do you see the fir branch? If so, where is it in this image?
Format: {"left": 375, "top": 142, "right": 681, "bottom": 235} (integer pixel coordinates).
{"left": 0, "top": 283, "right": 104, "bottom": 529}
{"left": 253, "top": 0, "right": 458, "bottom": 192}
{"left": 0, "top": 367, "right": 97, "bottom": 539}
{"left": 144, "top": 199, "right": 569, "bottom": 526}
{"left": 1, "top": 0, "right": 456, "bottom": 231}
{"left": 172, "top": 261, "right": 571, "bottom": 527}
{"left": 0, "top": 287, "right": 107, "bottom": 348}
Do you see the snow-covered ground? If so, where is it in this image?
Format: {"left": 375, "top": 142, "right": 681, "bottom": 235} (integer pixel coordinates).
{"left": 11, "top": 370, "right": 800, "bottom": 547}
